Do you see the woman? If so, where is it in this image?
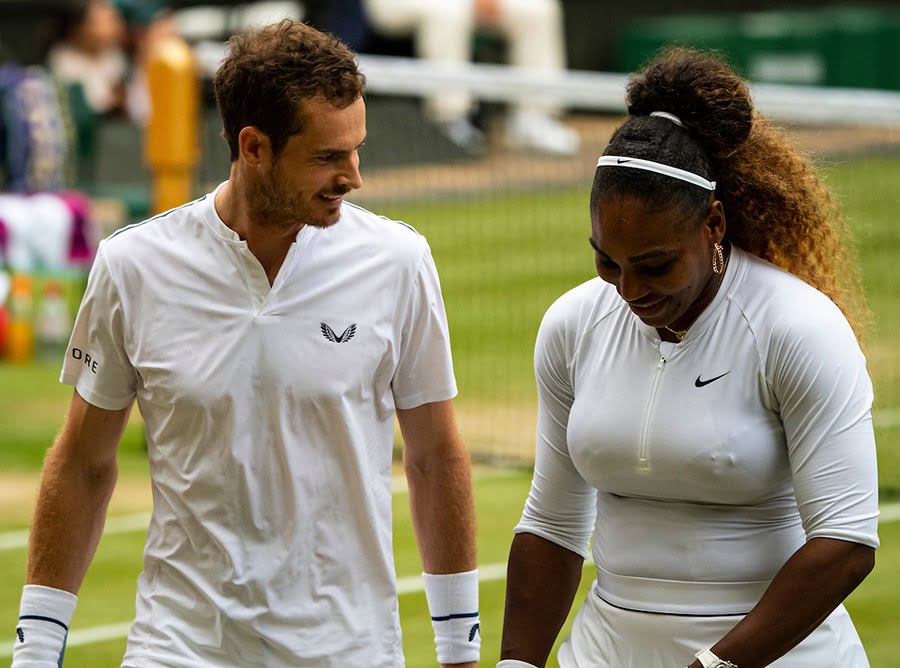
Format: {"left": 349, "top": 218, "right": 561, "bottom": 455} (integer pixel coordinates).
{"left": 499, "top": 48, "right": 879, "bottom": 668}
{"left": 45, "top": 0, "right": 129, "bottom": 116}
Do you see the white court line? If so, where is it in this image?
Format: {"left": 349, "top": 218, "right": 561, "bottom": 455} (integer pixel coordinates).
{"left": 879, "top": 502, "right": 900, "bottom": 523}
{"left": 0, "top": 482, "right": 411, "bottom": 553}
{"left": 874, "top": 408, "right": 900, "bottom": 430}
{"left": 0, "top": 471, "right": 521, "bottom": 553}
{"left": 3, "top": 505, "right": 899, "bottom": 658}
{"left": 0, "top": 513, "right": 152, "bottom": 553}
{"left": 1, "top": 561, "right": 581, "bottom": 658}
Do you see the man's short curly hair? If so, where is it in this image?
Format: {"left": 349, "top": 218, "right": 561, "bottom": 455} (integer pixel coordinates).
{"left": 214, "top": 19, "right": 366, "bottom": 161}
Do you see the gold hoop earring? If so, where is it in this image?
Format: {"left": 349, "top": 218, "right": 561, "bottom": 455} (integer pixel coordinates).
{"left": 712, "top": 242, "right": 725, "bottom": 274}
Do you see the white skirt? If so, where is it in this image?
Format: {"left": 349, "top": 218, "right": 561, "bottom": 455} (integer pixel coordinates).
{"left": 558, "top": 580, "right": 869, "bottom": 667}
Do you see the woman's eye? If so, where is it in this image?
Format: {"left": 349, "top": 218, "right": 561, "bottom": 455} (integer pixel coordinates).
{"left": 641, "top": 263, "right": 673, "bottom": 276}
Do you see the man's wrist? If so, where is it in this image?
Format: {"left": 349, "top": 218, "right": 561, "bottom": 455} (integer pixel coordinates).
{"left": 423, "top": 569, "right": 480, "bottom": 664}
{"left": 13, "top": 584, "right": 78, "bottom": 666}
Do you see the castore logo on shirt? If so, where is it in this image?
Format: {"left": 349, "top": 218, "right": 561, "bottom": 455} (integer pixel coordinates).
{"left": 321, "top": 322, "right": 357, "bottom": 343}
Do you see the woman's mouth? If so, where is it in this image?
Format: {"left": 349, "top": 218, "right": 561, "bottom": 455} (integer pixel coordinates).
{"left": 627, "top": 297, "right": 667, "bottom": 318}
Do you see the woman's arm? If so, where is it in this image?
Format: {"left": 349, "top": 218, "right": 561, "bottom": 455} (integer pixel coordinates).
{"left": 501, "top": 533, "right": 585, "bottom": 667}
{"left": 500, "top": 298, "right": 597, "bottom": 666}
{"left": 688, "top": 537, "right": 874, "bottom": 668}
{"left": 693, "top": 294, "right": 880, "bottom": 667}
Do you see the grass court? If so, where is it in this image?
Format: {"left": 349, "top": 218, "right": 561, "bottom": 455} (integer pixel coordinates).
{"left": 1, "top": 155, "right": 899, "bottom": 665}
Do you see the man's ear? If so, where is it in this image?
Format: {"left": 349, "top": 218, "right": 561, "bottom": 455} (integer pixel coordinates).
{"left": 237, "top": 126, "right": 272, "bottom": 167}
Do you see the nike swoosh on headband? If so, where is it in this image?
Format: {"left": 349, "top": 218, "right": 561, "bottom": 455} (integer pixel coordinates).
{"left": 597, "top": 155, "right": 716, "bottom": 191}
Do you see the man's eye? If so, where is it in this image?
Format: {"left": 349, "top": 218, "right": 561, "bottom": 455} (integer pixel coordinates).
{"left": 598, "top": 258, "right": 618, "bottom": 270}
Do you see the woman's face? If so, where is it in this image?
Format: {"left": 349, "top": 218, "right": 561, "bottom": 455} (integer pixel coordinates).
{"left": 590, "top": 194, "right": 725, "bottom": 330}
{"left": 76, "top": 0, "right": 126, "bottom": 52}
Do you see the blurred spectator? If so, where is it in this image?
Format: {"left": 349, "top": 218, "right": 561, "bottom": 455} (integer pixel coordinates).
{"left": 360, "top": 0, "right": 580, "bottom": 155}
{"left": 113, "top": 0, "right": 179, "bottom": 126}
{"left": 45, "top": 0, "right": 130, "bottom": 118}
{"left": 1, "top": 64, "right": 71, "bottom": 192}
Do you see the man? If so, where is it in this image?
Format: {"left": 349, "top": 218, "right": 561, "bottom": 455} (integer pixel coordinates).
{"left": 13, "top": 19, "right": 479, "bottom": 668}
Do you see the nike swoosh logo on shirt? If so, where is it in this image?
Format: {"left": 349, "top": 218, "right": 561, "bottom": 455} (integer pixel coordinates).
{"left": 695, "top": 372, "right": 730, "bottom": 387}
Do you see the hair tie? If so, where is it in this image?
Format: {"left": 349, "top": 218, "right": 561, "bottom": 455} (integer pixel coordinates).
{"left": 649, "top": 111, "right": 685, "bottom": 128}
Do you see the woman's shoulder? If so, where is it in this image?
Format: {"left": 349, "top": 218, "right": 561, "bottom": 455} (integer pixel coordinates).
{"left": 540, "top": 277, "right": 621, "bottom": 339}
{"left": 739, "top": 251, "right": 842, "bottom": 312}
{"left": 732, "top": 249, "right": 859, "bottom": 350}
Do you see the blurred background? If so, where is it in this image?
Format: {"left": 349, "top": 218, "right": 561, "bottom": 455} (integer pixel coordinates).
{"left": 1, "top": 0, "right": 898, "bottom": 665}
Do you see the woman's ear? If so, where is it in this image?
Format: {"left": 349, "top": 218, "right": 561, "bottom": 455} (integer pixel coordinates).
{"left": 705, "top": 197, "right": 727, "bottom": 243}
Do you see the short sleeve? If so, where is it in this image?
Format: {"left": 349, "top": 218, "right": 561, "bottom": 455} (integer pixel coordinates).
{"left": 391, "top": 243, "right": 457, "bottom": 409}
{"left": 771, "top": 302, "right": 879, "bottom": 549}
{"left": 60, "top": 243, "right": 136, "bottom": 410}
{"left": 514, "top": 301, "right": 597, "bottom": 558}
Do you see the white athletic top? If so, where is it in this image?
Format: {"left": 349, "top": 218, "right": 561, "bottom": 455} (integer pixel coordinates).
{"left": 61, "top": 187, "right": 458, "bottom": 667}
{"left": 516, "top": 247, "right": 879, "bottom": 615}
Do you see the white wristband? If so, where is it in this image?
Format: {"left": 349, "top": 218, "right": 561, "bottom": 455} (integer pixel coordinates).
{"left": 422, "top": 569, "right": 480, "bottom": 664}
{"left": 13, "top": 584, "right": 78, "bottom": 667}
{"left": 497, "top": 660, "right": 540, "bottom": 667}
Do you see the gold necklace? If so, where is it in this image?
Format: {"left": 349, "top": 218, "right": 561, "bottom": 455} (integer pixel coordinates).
{"left": 663, "top": 249, "right": 729, "bottom": 342}
{"left": 664, "top": 325, "right": 689, "bottom": 341}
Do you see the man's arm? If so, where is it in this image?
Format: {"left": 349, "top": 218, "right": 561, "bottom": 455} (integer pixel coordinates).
{"left": 27, "top": 389, "right": 133, "bottom": 591}
{"left": 397, "top": 399, "right": 477, "bottom": 668}
{"left": 500, "top": 532, "right": 584, "bottom": 667}
{"left": 13, "top": 390, "right": 132, "bottom": 666}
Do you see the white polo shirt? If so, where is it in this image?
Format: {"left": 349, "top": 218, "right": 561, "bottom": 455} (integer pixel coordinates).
{"left": 516, "top": 247, "right": 879, "bottom": 615}
{"left": 61, "top": 187, "right": 458, "bottom": 667}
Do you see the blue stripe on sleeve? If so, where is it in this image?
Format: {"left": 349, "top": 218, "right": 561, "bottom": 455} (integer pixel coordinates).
{"left": 431, "top": 611, "right": 479, "bottom": 621}
{"left": 18, "top": 614, "right": 69, "bottom": 631}
{"left": 59, "top": 629, "right": 68, "bottom": 668}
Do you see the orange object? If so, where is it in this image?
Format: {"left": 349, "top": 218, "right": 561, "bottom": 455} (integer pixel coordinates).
{"left": 145, "top": 35, "right": 200, "bottom": 215}
{"left": 0, "top": 302, "right": 8, "bottom": 358}
{"left": 7, "top": 273, "right": 34, "bottom": 364}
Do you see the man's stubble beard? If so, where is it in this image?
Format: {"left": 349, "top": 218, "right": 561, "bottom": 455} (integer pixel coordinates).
{"left": 248, "top": 170, "right": 338, "bottom": 231}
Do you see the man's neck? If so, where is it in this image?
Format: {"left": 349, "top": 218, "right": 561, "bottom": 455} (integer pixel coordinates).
{"left": 215, "top": 180, "right": 302, "bottom": 286}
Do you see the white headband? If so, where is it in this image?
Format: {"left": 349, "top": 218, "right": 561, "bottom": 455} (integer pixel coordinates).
{"left": 596, "top": 156, "right": 716, "bottom": 191}
{"left": 649, "top": 111, "right": 685, "bottom": 128}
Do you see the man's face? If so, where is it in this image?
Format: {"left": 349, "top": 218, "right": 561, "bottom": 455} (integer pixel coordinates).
{"left": 248, "top": 96, "right": 366, "bottom": 230}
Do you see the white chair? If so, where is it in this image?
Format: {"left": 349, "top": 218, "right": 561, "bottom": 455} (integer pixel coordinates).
{"left": 231, "top": 2, "right": 306, "bottom": 30}
{"left": 172, "top": 5, "right": 231, "bottom": 42}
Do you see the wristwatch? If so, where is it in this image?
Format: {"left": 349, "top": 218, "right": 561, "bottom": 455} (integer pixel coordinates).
{"left": 695, "top": 648, "right": 739, "bottom": 668}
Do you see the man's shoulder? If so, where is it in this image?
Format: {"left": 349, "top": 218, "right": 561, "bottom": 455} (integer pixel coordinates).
{"left": 103, "top": 194, "right": 211, "bottom": 254}
{"left": 341, "top": 201, "right": 422, "bottom": 236}
{"left": 339, "top": 200, "right": 429, "bottom": 257}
